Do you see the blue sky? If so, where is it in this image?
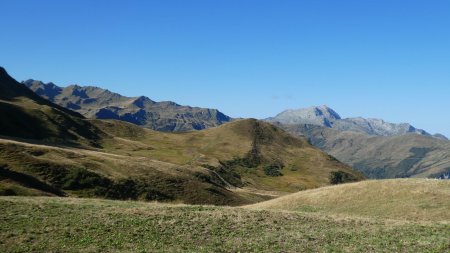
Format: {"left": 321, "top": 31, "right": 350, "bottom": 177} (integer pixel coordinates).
{"left": 2, "top": 0, "right": 450, "bottom": 136}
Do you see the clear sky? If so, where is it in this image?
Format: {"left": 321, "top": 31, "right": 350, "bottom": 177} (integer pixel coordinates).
{"left": 2, "top": 0, "right": 450, "bottom": 136}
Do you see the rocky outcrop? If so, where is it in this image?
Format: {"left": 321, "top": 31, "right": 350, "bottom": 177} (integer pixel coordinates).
{"left": 23, "top": 79, "right": 232, "bottom": 132}
{"left": 267, "top": 105, "right": 443, "bottom": 138}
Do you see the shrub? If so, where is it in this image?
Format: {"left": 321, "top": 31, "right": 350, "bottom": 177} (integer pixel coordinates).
{"left": 329, "top": 171, "right": 358, "bottom": 184}
{"left": 264, "top": 164, "right": 283, "bottom": 177}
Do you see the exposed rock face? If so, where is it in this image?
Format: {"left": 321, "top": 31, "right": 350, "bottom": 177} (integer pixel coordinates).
{"left": 24, "top": 80, "right": 232, "bottom": 132}
{"left": 267, "top": 105, "right": 341, "bottom": 127}
{"left": 268, "top": 105, "right": 437, "bottom": 138}
{"left": 333, "top": 118, "right": 429, "bottom": 136}
{"left": 268, "top": 106, "right": 449, "bottom": 179}
{"left": 271, "top": 122, "right": 450, "bottom": 179}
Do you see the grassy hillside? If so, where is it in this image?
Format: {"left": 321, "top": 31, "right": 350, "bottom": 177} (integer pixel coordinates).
{"left": 0, "top": 118, "right": 364, "bottom": 205}
{"left": 0, "top": 67, "right": 103, "bottom": 147}
{"left": 249, "top": 179, "right": 450, "bottom": 222}
{"left": 93, "top": 118, "right": 365, "bottom": 193}
{"left": 0, "top": 195, "right": 448, "bottom": 252}
{"left": 0, "top": 138, "right": 258, "bottom": 206}
{"left": 0, "top": 67, "right": 364, "bottom": 205}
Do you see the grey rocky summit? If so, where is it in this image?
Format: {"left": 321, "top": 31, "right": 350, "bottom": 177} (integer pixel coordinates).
{"left": 268, "top": 105, "right": 437, "bottom": 137}
{"left": 23, "top": 79, "right": 232, "bottom": 132}
{"left": 267, "top": 105, "right": 341, "bottom": 127}
{"left": 268, "top": 105, "right": 450, "bottom": 180}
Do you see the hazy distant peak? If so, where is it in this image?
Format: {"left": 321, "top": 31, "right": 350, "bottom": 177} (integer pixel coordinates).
{"left": 22, "top": 79, "right": 62, "bottom": 100}
{"left": 132, "top": 96, "right": 155, "bottom": 107}
{"left": 433, "top": 133, "right": 449, "bottom": 141}
{"left": 268, "top": 105, "right": 435, "bottom": 138}
{"left": 25, "top": 77, "right": 233, "bottom": 131}
{"left": 311, "top": 105, "right": 341, "bottom": 120}
{"left": 268, "top": 105, "right": 341, "bottom": 127}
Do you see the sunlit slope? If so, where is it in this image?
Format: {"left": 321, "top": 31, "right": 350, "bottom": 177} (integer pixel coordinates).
{"left": 0, "top": 118, "right": 364, "bottom": 205}
{"left": 0, "top": 138, "right": 255, "bottom": 205}
{"left": 0, "top": 196, "right": 449, "bottom": 252}
{"left": 248, "top": 179, "right": 450, "bottom": 222}
{"left": 93, "top": 118, "right": 365, "bottom": 192}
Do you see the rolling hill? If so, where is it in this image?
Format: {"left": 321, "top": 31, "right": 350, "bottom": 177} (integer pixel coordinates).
{"left": 248, "top": 179, "right": 450, "bottom": 222}
{"left": 23, "top": 79, "right": 232, "bottom": 132}
{"left": 0, "top": 67, "right": 364, "bottom": 205}
{"left": 1, "top": 179, "right": 449, "bottom": 252}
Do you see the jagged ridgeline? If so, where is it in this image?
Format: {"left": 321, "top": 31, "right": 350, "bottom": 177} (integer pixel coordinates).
{"left": 23, "top": 79, "right": 232, "bottom": 132}
{"left": 267, "top": 105, "right": 450, "bottom": 179}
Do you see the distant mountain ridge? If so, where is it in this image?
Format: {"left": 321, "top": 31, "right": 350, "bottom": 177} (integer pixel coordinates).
{"left": 279, "top": 123, "right": 450, "bottom": 179}
{"left": 24, "top": 79, "right": 232, "bottom": 132}
{"left": 267, "top": 105, "right": 446, "bottom": 139}
{"left": 267, "top": 105, "right": 449, "bottom": 179}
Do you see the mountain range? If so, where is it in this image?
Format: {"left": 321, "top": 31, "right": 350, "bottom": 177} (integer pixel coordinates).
{"left": 267, "top": 106, "right": 450, "bottom": 179}
{"left": 21, "top": 76, "right": 450, "bottom": 180}
{"left": 268, "top": 105, "right": 446, "bottom": 139}
{"left": 0, "top": 67, "right": 363, "bottom": 205}
{"left": 23, "top": 79, "right": 232, "bottom": 132}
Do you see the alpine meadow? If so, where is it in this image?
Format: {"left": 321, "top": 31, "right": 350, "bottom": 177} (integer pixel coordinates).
{"left": 1, "top": 1, "right": 450, "bottom": 252}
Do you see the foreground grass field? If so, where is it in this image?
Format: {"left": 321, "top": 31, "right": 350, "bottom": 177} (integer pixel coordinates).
{"left": 249, "top": 179, "right": 450, "bottom": 222}
{"left": 1, "top": 195, "right": 449, "bottom": 252}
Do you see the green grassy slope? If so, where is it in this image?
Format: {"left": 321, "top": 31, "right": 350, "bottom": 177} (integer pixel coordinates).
{"left": 0, "top": 118, "right": 364, "bottom": 205}
{"left": 249, "top": 179, "right": 450, "bottom": 222}
{"left": 0, "top": 139, "right": 257, "bottom": 206}
{"left": 93, "top": 119, "right": 364, "bottom": 192}
{"left": 0, "top": 196, "right": 448, "bottom": 252}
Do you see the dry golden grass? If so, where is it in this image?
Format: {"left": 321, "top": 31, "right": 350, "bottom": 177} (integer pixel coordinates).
{"left": 248, "top": 179, "right": 450, "bottom": 222}
{"left": 1, "top": 196, "right": 449, "bottom": 252}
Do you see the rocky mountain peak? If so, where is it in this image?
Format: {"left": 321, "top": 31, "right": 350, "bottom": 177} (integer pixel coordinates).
{"left": 268, "top": 105, "right": 341, "bottom": 127}
{"left": 267, "top": 105, "right": 437, "bottom": 138}
{"left": 132, "top": 96, "right": 155, "bottom": 108}
{"left": 311, "top": 105, "right": 342, "bottom": 120}
{"left": 24, "top": 78, "right": 233, "bottom": 132}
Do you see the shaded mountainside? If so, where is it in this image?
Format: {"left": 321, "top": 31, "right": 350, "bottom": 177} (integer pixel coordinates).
{"left": 24, "top": 79, "right": 232, "bottom": 132}
{"left": 280, "top": 123, "right": 450, "bottom": 179}
{"left": 0, "top": 67, "right": 103, "bottom": 147}
{"left": 267, "top": 105, "right": 444, "bottom": 138}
